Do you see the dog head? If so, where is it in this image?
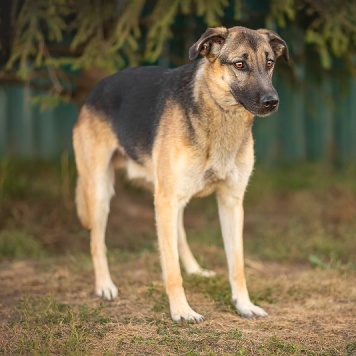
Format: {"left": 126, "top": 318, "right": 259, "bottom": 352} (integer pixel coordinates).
{"left": 189, "top": 26, "right": 289, "bottom": 117}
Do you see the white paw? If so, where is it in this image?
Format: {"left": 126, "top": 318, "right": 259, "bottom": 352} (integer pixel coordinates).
{"left": 189, "top": 268, "right": 216, "bottom": 278}
{"left": 171, "top": 307, "right": 205, "bottom": 323}
{"left": 96, "top": 282, "right": 118, "bottom": 301}
{"left": 234, "top": 300, "right": 268, "bottom": 318}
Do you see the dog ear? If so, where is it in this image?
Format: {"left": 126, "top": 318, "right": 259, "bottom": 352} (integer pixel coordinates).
{"left": 256, "top": 29, "right": 289, "bottom": 62}
{"left": 189, "top": 27, "right": 228, "bottom": 62}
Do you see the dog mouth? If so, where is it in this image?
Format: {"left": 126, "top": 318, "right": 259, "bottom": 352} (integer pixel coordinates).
{"left": 254, "top": 105, "right": 279, "bottom": 117}
{"left": 235, "top": 99, "right": 278, "bottom": 117}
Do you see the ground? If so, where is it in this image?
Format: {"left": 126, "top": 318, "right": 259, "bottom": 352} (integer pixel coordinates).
{"left": 0, "top": 160, "right": 355, "bottom": 355}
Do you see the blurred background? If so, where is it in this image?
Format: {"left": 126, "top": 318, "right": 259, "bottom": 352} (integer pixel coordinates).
{"left": 0, "top": 0, "right": 355, "bottom": 164}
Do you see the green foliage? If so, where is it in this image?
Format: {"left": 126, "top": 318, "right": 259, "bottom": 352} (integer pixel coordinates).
{"left": 6, "top": 0, "right": 70, "bottom": 77}
{"left": 6, "top": 0, "right": 72, "bottom": 99}
{"left": 303, "top": 0, "right": 356, "bottom": 70}
{"left": 145, "top": 0, "right": 181, "bottom": 62}
{"left": 67, "top": 1, "right": 121, "bottom": 71}
{"left": 266, "top": 0, "right": 296, "bottom": 28}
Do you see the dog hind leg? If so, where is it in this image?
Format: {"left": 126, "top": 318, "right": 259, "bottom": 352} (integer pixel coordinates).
{"left": 178, "top": 208, "right": 215, "bottom": 277}
{"left": 75, "top": 176, "right": 90, "bottom": 229}
{"left": 73, "top": 111, "right": 118, "bottom": 300}
{"left": 87, "top": 162, "right": 118, "bottom": 300}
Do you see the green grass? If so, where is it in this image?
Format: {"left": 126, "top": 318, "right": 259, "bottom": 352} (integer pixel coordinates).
{"left": 0, "top": 230, "right": 46, "bottom": 260}
{"left": 146, "top": 282, "right": 169, "bottom": 313}
{"left": 346, "top": 342, "right": 356, "bottom": 356}
{"left": 0, "top": 158, "right": 68, "bottom": 200}
{"left": 5, "top": 296, "right": 112, "bottom": 355}
{"left": 185, "top": 274, "right": 234, "bottom": 311}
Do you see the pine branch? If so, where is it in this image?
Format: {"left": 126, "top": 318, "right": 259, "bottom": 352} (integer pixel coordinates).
{"left": 6, "top": 0, "right": 72, "bottom": 78}
{"left": 111, "top": 0, "right": 145, "bottom": 51}
{"left": 145, "top": 0, "right": 181, "bottom": 62}
{"left": 194, "top": 0, "right": 229, "bottom": 27}
{"left": 304, "top": 0, "right": 356, "bottom": 69}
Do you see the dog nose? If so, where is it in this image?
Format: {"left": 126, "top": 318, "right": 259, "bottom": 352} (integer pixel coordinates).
{"left": 261, "top": 95, "right": 279, "bottom": 109}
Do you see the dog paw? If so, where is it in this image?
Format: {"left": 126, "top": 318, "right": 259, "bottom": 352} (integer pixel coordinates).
{"left": 234, "top": 301, "right": 268, "bottom": 318}
{"left": 189, "top": 268, "right": 216, "bottom": 278}
{"left": 96, "top": 282, "right": 118, "bottom": 301}
{"left": 171, "top": 308, "right": 205, "bottom": 323}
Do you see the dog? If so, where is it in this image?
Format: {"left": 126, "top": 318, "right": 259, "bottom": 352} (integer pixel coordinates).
{"left": 73, "top": 26, "right": 288, "bottom": 322}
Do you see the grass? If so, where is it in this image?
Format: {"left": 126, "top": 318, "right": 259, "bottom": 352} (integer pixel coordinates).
{"left": 4, "top": 296, "right": 111, "bottom": 355}
{"left": 3, "top": 293, "right": 346, "bottom": 355}
{"left": 0, "top": 159, "right": 355, "bottom": 354}
{"left": 0, "top": 158, "right": 70, "bottom": 201}
{"left": 0, "top": 230, "right": 46, "bottom": 260}
{"left": 8, "top": 293, "right": 204, "bottom": 354}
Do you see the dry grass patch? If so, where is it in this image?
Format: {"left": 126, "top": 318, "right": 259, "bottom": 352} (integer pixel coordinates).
{"left": 0, "top": 250, "right": 355, "bottom": 355}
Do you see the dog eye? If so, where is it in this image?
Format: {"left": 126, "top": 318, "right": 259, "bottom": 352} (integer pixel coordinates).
{"left": 235, "top": 61, "right": 245, "bottom": 69}
{"left": 266, "top": 60, "right": 274, "bottom": 68}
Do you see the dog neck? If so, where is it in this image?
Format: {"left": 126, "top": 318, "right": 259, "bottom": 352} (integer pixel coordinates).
{"left": 190, "top": 60, "right": 255, "bottom": 162}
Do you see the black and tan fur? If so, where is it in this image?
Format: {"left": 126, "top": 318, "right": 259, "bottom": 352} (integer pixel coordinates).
{"left": 73, "top": 26, "right": 289, "bottom": 322}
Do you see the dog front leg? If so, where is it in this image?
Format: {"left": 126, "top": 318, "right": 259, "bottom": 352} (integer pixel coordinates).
{"left": 217, "top": 189, "right": 268, "bottom": 318}
{"left": 155, "top": 193, "right": 204, "bottom": 322}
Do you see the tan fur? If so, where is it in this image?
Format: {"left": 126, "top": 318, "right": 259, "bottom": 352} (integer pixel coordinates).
{"left": 72, "top": 26, "right": 287, "bottom": 322}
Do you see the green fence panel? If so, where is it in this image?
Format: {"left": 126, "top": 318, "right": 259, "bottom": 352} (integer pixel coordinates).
{"left": 276, "top": 71, "right": 306, "bottom": 162}
{"left": 0, "top": 87, "right": 7, "bottom": 154}
{"left": 0, "top": 73, "right": 355, "bottom": 164}
{"left": 7, "top": 86, "right": 36, "bottom": 156}
{"left": 253, "top": 108, "right": 279, "bottom": 165}
{"left": 55, "top": 103, "right": 78, "bottom": 155}
{"left": 34, "top": 98, "right": 61, "bottom": 158}
{"left": 333, "top": 78, "right": 356, "bottom": 162}
{"left": 303, "top": 73, "right": 334, "bottom": 161}
{"left": 350, "top": 81, "right": 356, "bottom": 158}
{"left": 0, "top": 85, "right": 78, "bottom": 158}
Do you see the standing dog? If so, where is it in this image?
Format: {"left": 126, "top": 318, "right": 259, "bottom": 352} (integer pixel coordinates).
{"left": 73, "top": 26, "right": 288, "bottom": 322}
